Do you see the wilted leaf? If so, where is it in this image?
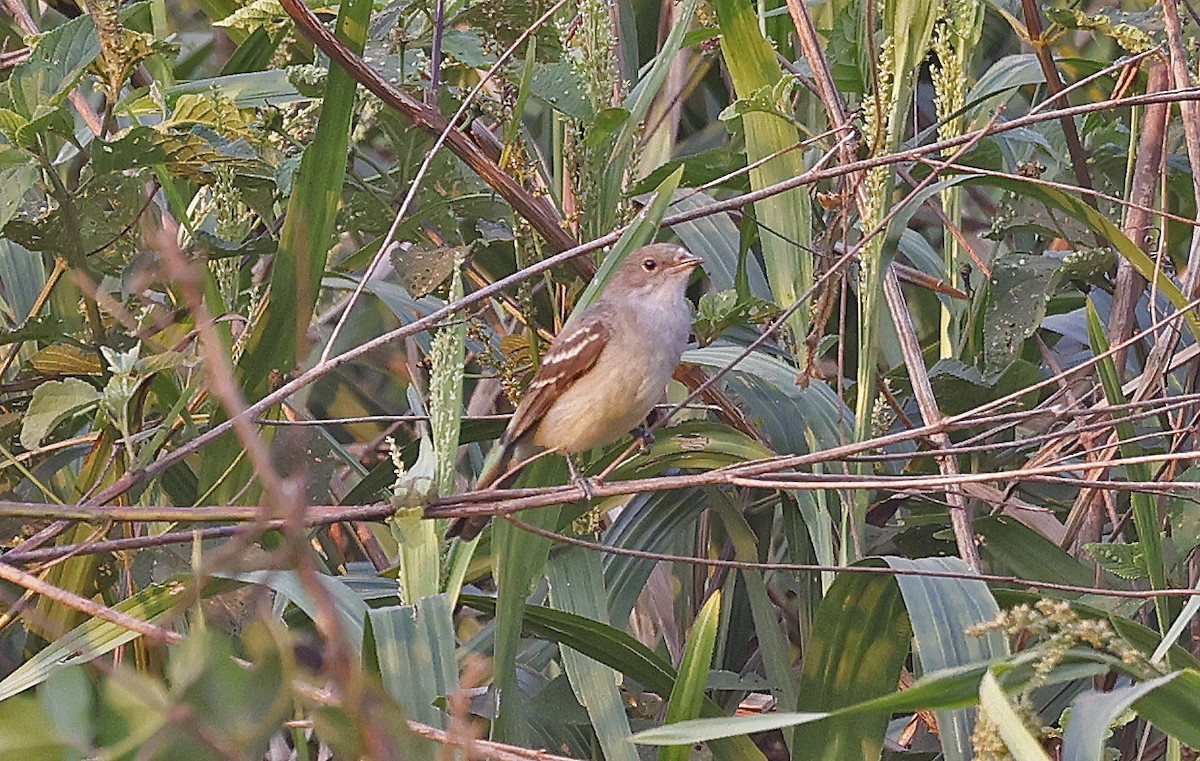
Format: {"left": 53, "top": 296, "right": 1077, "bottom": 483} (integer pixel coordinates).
{"left": 93, "top": 125, "right": 267, "bottom": 181}
{"left": 166, "top": 93, "right": 256, "bottom": 140}
{"left": 19, "top": 377, "right": 100, "bottom": 449}
{"left": 29, "top": 344, "right": 104, "bottom": 375}
{"left": 1044, "top": 6, "right": 1160, "bottom": 53}
{"left": 389, "top": 243, "right": 465, "bottom": 298}
{"left": 983, "top": 254, "right": 1062, "bottom": 373}
{"left": 213, "top": 0, "right": 289, "bottom": 30}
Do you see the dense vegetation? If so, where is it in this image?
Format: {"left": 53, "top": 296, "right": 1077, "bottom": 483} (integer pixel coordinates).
{"left": 0, "top": 0, "right": 1198, "bottom": 758}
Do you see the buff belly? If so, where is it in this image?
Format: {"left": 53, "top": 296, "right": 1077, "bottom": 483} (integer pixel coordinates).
{"left": 532, "top": 347, "right": 673, "bottom": 454}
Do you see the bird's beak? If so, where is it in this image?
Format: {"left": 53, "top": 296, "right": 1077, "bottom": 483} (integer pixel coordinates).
{"left": 668, "top": 251, "right": 703, "bottom": 273}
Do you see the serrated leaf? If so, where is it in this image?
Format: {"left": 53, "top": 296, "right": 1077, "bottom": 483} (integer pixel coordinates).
{"left": 1044, "top": 6, "right": 1160, "bottom": 53}
{"left": 0, "top": 149, "right": 38, "bottom": 231}
{"left": 212, "top": 0, "right": 289, "bottom": 30}
{"left": 0, "top": 108, "right": 28, "bottom": 142}
{"left": 7, "top": 15, "right": 100, "bottom": 119}
{"left": 0, "top": 314, "right": 66, "bottom": 345}
{"left": 166, "top": 93, "right": 256, "bottom": 140}
{"left": 20, "top": 377, "right": 100, "bottom": 449}
{"left": 1084, "top": 542, "right": 1147, "bottom": 580}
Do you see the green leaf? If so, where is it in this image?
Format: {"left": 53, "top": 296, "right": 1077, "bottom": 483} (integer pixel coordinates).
{"left": 237, "top": 0, "right": 370, "bottom": 399}
{"left": 0, "top": 582, "right": 185, "bottom": 701}
{"left": 634, "top": 711, "right": 829, "bottom": 746}
{"left": 1083, "top": 542, "right": 1146, "bottom": 580}
{"left": 1061, "top": 674, "right": 1176, "bottom": 761}
{"left": 7, "top": 15, "right": 100, "bottom": 119}
{"left": 632, "top": 651, "right": 1113, "bottom": 746}
{"left": 965, "top": 175, "right": 1200, "bottom": 338}
{"left": 489, "top": 490, "right": 562, "bottom": 742}
{"left": 714, "top": 0, "right": 811, "bottom": 345}
{"left": 529, "top": 62, "right": 591, "bottom": 119}
{"left": 659, "top": 589, "right": 722, "bottom": 761}
{"left": 790, "top": 565, "right": 912, "bottom": 761}
{"left": 163, "top": 70, "right": 302, "bottom": 109}
{"left": 976, "top": 516, "right": 1095, "bottom": 589}
{"left": 217, "top": 570, "right": 368, "bottom": 646}
{"left": 926, "top": 359, "right": 1043, "bottom": 415}
{"left": 41, "top": 667, "right": 93, "bottom": 750}
{"left": 0, "top": 693, "right": 71, "bottom": 761}
{"left": 365, "top": 595, "right": 457, "bottom": 729}
{"left": 219, "top": 26, "right": 284, "bottom": 74}
{"left": 19, "top": 377, "right": 100, "bottom": 450}
{"left": 886, "top": 557, "right": 1006, "bottom": 761}
{"left": 1085, "top": 300, "right": 1167, "bottom": 626}
{"left": 978, "top": 671, "right": 1052, "bottom": 761}
{"left": 459, "top": 594, "right": 766, "bottom": 761}
{"left": 982, "top": 254, "right": 1062, "bottom": 374}
{"left": 1128, "top": 669, "right": 1200, "bottom": 746}
{"left": 547, "top": 549, "right": 638, "bottom": 761}
{"left": 0, "top": 149, "right": 38, "bottom": 231}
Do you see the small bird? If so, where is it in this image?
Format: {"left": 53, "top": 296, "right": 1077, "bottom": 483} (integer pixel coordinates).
{"left": 448, "top": 243, "right": 703, "bottom": 540}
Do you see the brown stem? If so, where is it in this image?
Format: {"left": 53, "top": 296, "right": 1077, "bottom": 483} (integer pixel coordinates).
{"left": 1110, "top": 61, "right": 1170, "bottom": 373}
{"left": 63, "top": 89, "right": 1200, "bottom": 511}
{"left": 276, "top": 0, "right": 582, "bottom": 264}
{"left": 1020, "top": 0, "right": 1099, "bottom": 209}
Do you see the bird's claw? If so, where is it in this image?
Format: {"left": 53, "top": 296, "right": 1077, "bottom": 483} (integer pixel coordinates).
{"left": 632, "top": 426, "right": 655, "bottom": 454}
{"left": 565, "top": 454, "right": 597, "bottom": 502}
{"left": 576, "top": 476, "right": 595, "bottom": 502}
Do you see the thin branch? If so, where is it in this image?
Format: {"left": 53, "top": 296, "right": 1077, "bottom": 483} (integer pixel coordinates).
{"left": 500, "top": 514, "right": 1200, "bottom": 599}
{"left": 76, "top": 88, "right": 1200, "bottom": 510}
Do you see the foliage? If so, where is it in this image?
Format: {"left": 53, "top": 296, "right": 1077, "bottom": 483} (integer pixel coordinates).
{"left": 1, "top": 0, "right": 1199, "bottom": 759}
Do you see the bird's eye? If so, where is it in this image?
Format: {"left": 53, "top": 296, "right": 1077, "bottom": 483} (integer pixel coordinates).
{"left": 642, "top": 258, "right": 657, "bottom": 271}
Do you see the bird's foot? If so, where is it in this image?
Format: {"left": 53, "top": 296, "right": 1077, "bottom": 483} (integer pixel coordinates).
{"left": 565, "top": 454, "right": 597, "bottom": 502}
{"left": 632, "top": 425, "right": 655, "bottom": 454}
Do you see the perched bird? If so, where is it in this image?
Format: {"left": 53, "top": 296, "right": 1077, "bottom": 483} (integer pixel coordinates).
{"left": 448, "top": 243, "right": 703, "bottom": 540}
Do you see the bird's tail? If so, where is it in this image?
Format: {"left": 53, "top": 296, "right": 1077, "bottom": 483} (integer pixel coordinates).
{"left": 445, "top": 439, "right": 519, "bottom": 541}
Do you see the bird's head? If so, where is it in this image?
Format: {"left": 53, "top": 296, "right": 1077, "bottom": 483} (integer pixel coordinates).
{"left": 606, "top": 243, "right": 703, "bottom": 305}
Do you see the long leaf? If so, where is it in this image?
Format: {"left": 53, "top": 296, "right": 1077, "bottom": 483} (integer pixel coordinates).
{"left": 238, "top": 0, "right": 370, "bottom": 397}
{"left": 365, "top": 594, "right": 457, "bottom": 729}
{"left": 460, "top": 594, "right": 766, "bottom": 761}
{"left": 885, "top": 556, "right": 1006, "bottom": 761}
{"left": 978, "top": 671, "right": 1052, "bottom": 761}
{"left": 489, "top": 455, "right": 564, "bottom": 743}
{"left": 546, "top": 548, "right": 638, "bottom": 761}
{"left": 659, "top": 589, "right": 722, "bottom": 761}
{"left": 1085, "top": 300, "right": 1167, "bottom": 629}
{"left": 713, "top": 0, "right": 812, "bottom": 347}
{"left": 790, "top": 565, "right": 912, "bottom": 761}
{"left": 0, "top": 582, "right": 185, "bottom": 701}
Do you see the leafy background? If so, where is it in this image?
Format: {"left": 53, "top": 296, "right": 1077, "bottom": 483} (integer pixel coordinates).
{"left": 0, "top": 0, "right": 1199, "bottom": 759}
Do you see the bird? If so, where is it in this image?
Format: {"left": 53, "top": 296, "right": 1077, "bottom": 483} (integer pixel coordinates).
{"left": 447, "top": 243, "right": 703, "bottom": 540}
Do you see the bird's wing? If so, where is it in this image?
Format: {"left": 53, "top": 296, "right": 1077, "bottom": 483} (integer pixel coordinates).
{"left": 504, "top": 306, "right": 612, "bottom": 446}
